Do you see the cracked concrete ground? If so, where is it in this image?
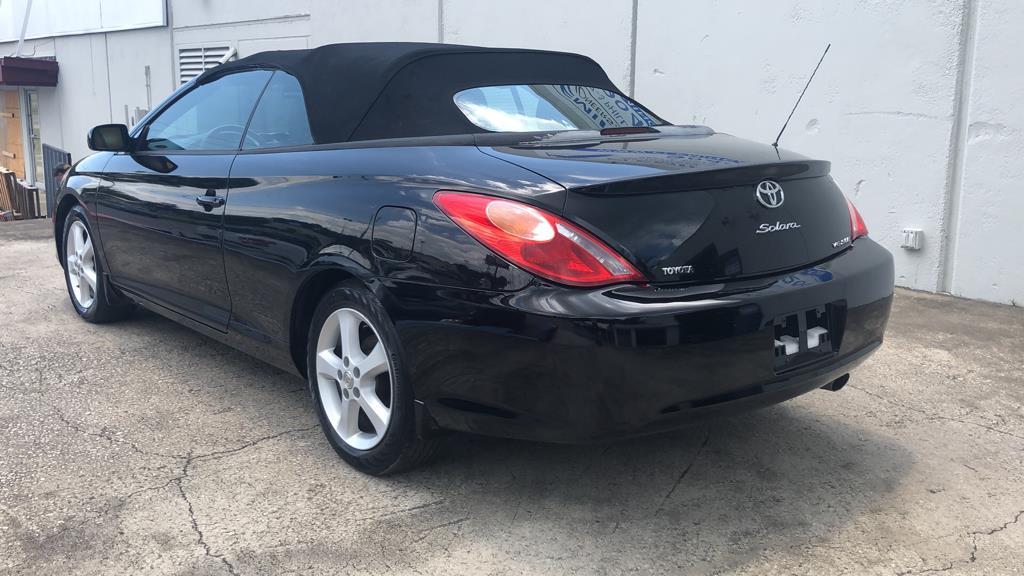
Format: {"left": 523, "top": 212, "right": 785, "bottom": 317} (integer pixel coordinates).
{"left": 2, "top": 218, "right": 1023, "bottom": 575}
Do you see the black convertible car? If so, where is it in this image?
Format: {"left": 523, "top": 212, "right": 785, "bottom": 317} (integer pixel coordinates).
{"left": 54, "top": 43, "right": 893, "bottom": 474}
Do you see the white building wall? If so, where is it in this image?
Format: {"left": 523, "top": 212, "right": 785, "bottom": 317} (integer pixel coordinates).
{"left": 949, "top": 1, "right": 1024, "bottom": 306}
{"left": 0, "top": 0, "right": 164, "bottom": 43}
{"left": 50, "top": 34, "right": 113, "bottom": 161}
{"left": 442, "top": 0, "right": 635, "bottom": 93}
{"left": 634, "top": 0, "right": 965, "bottom": 296}
{"left": 105, "top": 26, "right": 175, "bottom": 126}
{"left": 0, "top": 30, "right": 173, "bottom": 162}
{"left": 172, "top": 16, "right": 311, "bottom": 70}
{"left": 309, "top": 0, "right": 439, "bottom": 44}
{"left": 169, "top": 0, "right": 310, "bottom": 29}
{"left": 2, "top": 0, "right": 1020, "bottom": 305}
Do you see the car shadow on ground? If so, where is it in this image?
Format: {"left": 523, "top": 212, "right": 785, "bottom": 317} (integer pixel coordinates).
{"left": 356, "top": 405, "right": 908, "bottom": 572}
{"left": 97, "top": 307, "right": 914, "bottom": 573}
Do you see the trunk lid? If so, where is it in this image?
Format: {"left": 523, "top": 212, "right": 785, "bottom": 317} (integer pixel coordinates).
{"left": 478, "top": 129, "right": 853, "bottom": 285}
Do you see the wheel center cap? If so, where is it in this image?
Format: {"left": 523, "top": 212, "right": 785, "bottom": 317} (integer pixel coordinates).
{"left": 340, "top": 370, "right": 354, "bottom": 387}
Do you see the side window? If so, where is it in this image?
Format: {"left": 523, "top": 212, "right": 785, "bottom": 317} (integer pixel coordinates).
{"left": 141, "top": 70, "right": 272, "bottom": 151}
{"left": 243, "top": 72, "right": 314, "bottom": 149}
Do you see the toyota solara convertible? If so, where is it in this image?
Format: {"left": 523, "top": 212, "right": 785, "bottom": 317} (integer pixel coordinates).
{"left": 54, "top": 42, "right": 893, "bottom": 474}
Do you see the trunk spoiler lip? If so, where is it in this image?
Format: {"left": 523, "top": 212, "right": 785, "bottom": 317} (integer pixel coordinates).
{"left": 568, "top": 160, "right": 832, "bottom": 196}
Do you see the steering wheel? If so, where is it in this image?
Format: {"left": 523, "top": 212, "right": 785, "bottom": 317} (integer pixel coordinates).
{"left": 203, "top": 124, "right": 261, "bottom": 149}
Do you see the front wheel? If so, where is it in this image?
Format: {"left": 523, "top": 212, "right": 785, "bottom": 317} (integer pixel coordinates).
{"left": 62, "top": 205, "right": 132, "bottom": 323}
{"left": 307, "top": 282, "right": 439, "bottom": 475}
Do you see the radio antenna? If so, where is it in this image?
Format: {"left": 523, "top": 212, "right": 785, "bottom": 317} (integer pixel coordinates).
{"left": 772, "top": 43, "right": 830, "bottom": 148}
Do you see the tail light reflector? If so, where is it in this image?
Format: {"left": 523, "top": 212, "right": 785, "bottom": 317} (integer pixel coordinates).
{"left": 433, "top": 191, "right": 645, "bottom": 287}
{"left": 847, "top": 197, "right": 869, "bottom": 241}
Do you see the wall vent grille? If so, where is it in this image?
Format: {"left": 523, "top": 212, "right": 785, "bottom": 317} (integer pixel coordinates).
{"left": 178, "top": 46, "right": 236, "bottom": 84}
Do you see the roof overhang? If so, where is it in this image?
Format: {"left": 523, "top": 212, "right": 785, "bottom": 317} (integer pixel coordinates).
{"left": 0, "top": 57, "right": 59, "bottom": 87}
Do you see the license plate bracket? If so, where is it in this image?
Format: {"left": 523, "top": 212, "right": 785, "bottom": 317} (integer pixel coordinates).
{"left": 773, "top": 304, "right": 838, "bottom": 371}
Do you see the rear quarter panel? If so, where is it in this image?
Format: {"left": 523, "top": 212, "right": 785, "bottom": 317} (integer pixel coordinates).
{"left": 222, "top": 145, "right": 564, "bottom": 347}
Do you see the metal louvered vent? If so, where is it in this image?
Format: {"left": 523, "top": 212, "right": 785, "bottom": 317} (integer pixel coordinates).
{"left": 178, "top": 46, "right": 237, "bottom": 84}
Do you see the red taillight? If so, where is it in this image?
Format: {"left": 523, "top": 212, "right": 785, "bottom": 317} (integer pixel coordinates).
{"left": 433, "top": 191, "right": 645, "bottom": 287}
{"left": 846, "top": 197, "right": 869, "bottom": 241}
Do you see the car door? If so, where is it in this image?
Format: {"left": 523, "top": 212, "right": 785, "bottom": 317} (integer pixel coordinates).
{"left": 219, "top": 70, "right": 318, "bottom": 345}
{"left": 97, "top": 69, "right": 273, "bottom": 331}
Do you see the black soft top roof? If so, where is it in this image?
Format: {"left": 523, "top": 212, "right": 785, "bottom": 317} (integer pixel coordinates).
{"left": 197, "top": 42, "right": 620, "bottom": 145}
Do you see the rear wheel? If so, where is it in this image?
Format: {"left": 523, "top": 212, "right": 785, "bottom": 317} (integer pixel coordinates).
{"left": 307, "top": 282, "right": 439, "bottom": 474}
{"left": 62, "top": 205, "right": 132, "bottom": 323}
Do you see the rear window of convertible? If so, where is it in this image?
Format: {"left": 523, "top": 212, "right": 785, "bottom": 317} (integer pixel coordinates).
{"left": 453, "top": 85, "right": 665, "bottom": 132}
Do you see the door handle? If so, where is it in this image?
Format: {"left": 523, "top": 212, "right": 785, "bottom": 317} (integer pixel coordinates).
{"left": 196, "top": 189, "right": 225, "bottom": 211}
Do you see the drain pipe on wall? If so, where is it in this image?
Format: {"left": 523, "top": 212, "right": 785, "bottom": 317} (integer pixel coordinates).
{"left": 938, "top": 0, "right": 979, "bottom": 295}
{"left": 14, "top": 0, "right": 34, "bottom": 57}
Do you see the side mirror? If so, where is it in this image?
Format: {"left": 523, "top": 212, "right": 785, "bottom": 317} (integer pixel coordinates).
{"left": 87, "top": 124, "right": 131, "bottom": 152}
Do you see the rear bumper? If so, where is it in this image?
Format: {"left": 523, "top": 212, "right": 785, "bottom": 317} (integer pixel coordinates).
{"left": 385, "top": 238, "right": 894, "bottom": 443}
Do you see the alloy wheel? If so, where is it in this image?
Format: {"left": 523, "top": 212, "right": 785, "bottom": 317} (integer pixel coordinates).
{"left": 65, "top": 220, "right": 97, "bottom": 309}
{"left": 315, "top": 307, "right": 394, "bottom": 450}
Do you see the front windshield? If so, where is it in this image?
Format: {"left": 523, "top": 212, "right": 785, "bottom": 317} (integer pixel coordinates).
{"left": 453, "top": 84, "right": 665, "bottom": 133}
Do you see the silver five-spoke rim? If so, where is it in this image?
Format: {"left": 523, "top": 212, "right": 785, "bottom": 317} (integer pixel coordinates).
{"left": 65, "top": 220, "right": 97, "bottom": 310}
{"left": 316, "top": 308, "right": 393, "bottom": 450}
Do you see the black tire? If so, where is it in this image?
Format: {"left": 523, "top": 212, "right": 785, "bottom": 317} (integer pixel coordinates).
{"left": 62, "top": 205, "right": 133, "bottom": 323}
{"left": 307, "top": 281, "right": 440, "bottom": 475}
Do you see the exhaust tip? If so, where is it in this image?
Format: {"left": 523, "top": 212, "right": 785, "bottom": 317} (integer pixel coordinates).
{"left": 820, "top": 374, "right": 850, "bottom": 392}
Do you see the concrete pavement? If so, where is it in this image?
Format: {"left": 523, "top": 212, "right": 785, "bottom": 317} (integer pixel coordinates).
{"left": 2, "top": 218, "right": 1022, "bottom": 575}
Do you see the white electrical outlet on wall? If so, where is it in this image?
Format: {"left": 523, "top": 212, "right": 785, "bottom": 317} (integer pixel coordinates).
{"left": 901, "top": 229, "right": 924, "bottom": 251}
